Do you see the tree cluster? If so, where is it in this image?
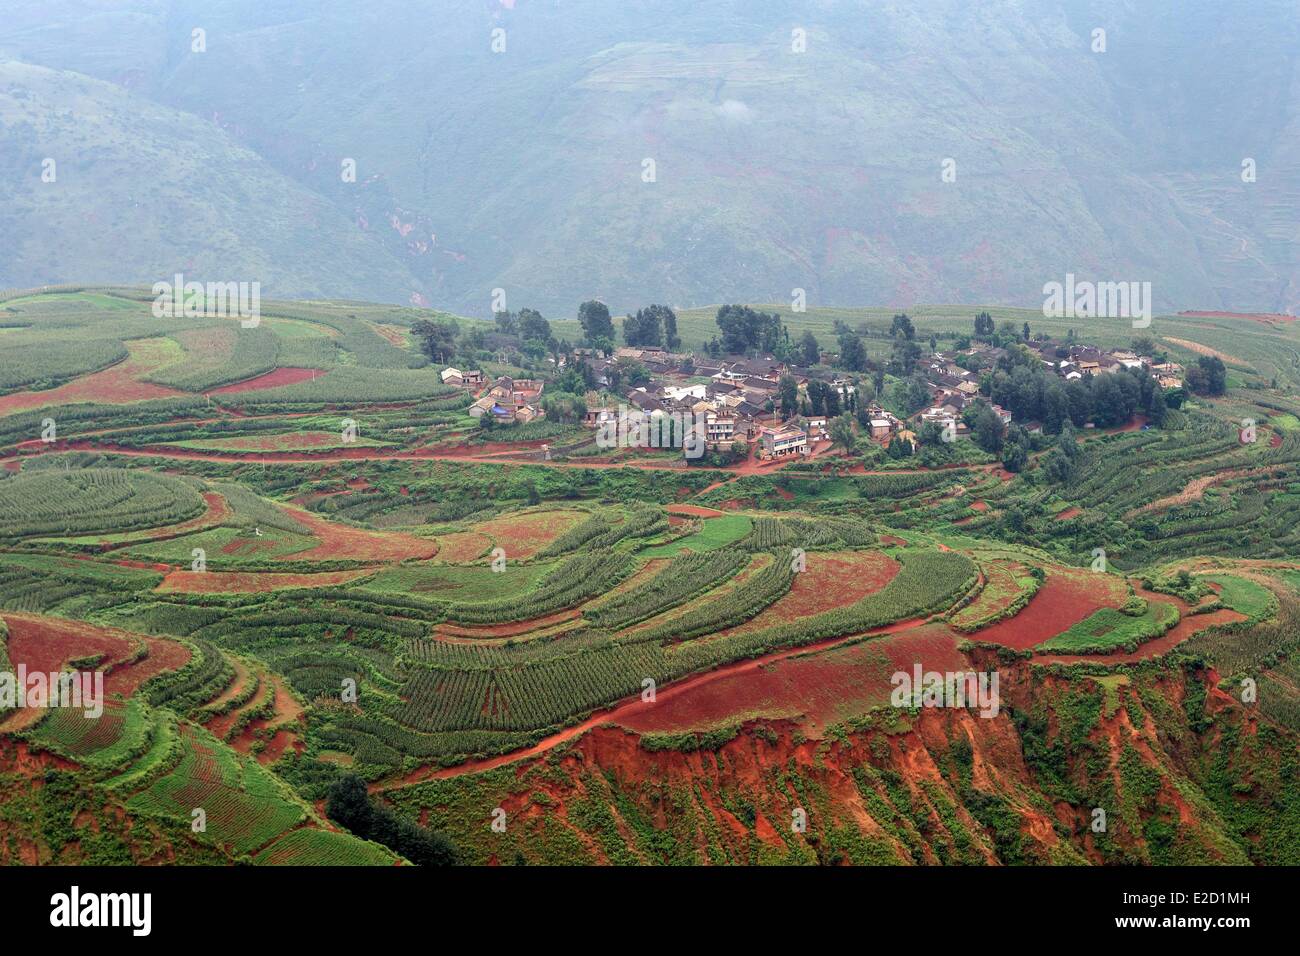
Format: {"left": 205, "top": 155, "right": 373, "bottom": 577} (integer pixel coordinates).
{"left": 326, "top": 775, "right": 458, "bottom": 866}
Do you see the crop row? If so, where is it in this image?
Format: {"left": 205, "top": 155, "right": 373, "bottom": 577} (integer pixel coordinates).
{"left": 0, "top": 468, "right": 206, "bottom": 539}
{"left": 583, "top": 549, "right": 749, "bottom": 630}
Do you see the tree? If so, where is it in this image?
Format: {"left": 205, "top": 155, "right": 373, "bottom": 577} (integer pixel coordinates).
{"left": 891, "top": 375, "right": 931, "bottom": 415}
{"left": 493, "top": 311, "right": 518, "bottom": 336}
{"left": 1135, "top": 367, "right": 1168, "bottom": 427}
{"left": 1042, "top": 380, "right": 1070, "bottom": 434}
{"left": 541, "top": 391, "right": 586, "bottom": 424}
{"left": 1002, "top": 440, "right": 1028, "bottom": 472}
{"left": 1002, "top": 504, "right": 1027, "bottom": 533}
{"left": 1065, "top": 379, "right": 1091, "bottom": 427}
{"left": 1042, "top": 421, "right": 1079, "bottom": 483}
{"left": 1089, "top": 373, "right": 1130, "bottom": 427}
{"left": 837, "top": 331, "right": 869, "bottom": 372}
{"left": 974, "top": 311, "right": 995, "bottom": 339}
{"left": 799, "top": 330, "right": 821, "bottom": 366}
{"left": 327, "top": 775, "right": 458, "bottom": 866}
{"left": 659, "top": 305, "right": 682, "bottom": 351}
{"left": 806, "top": 379, "right": 827, "bottom": 416}
{"left": 624, "top": 307, "right": 664, "bottom": 347}
{"left": 517, "top": 308, "right": 552, "bottom": 346}
{"left": 410, "top": 318, "right": 459, "bottom": 363}
{"left": 917, "top": 420, "right": 944, "bottom": 447}
{"left": 829, "top": 412, "right": 856, "bottom": 451}
{"left": 1022, "top": 321, "right": 1031, "bottom": 342}
{"left": 577, "top": 300, "right": 615, "bottom": 343}
{"left": 715, "top": 304, "right": 783, "bottom": 354}
{"left": 623, "top": 304, "right": 679, "bottom": 350}
{"left": 887, "top": 435, "right": 913, "bottom": 459}
{"left": 972, "top": 404, "right": 1005, "bottom": 453}
{"left": 890, "top": 313, "right": 915, "bottom": 340}
{"left": 1186, "top": 356, "right": 1227, "bottom": 396}
{"left": 889, "top": 335, "right": 922, "bottom": 376}
{"left": 778, "top": 374, "right": 799, "bottom": 418}
{"left": 1001, "top": 424, "right": 1030, "bottom": 472}
{"left": 558, "top": 359, "right": 597, "bottom": 393}
{"left": 615, "top": 357, "right": 650, "bottom": 387}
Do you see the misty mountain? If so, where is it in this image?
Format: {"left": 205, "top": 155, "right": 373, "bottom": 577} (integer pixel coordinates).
{"left": 1, "top": 0, "right": 1296, "bottom": 315}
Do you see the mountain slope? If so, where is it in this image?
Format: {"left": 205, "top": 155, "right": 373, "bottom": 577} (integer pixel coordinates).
{"left": 0, "top": 60, "right": 416, "bottom": 300}
{"left": 0, "top": 0, "right": 1296, "bottom": 314}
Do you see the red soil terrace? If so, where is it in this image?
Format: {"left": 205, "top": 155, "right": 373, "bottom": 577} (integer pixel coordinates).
{"left": 206, "top": 367, "right": 323, "bottom": 394}
{"left": 0, "top": 346, "right": 182, "bottom": 415}
{"left": 619, "top": 623, "right": 968, "bottom": 736}
{"left": 711, "top": 551, "right": 900, "bottom": 638}
{"left": 274, "top": 506, "right": 438, "bottom": 562}
{"left": 969, "top": 567, "right": 1129, "bottom": 650}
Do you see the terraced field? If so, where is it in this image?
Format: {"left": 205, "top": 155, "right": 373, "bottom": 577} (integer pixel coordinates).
{"left": 3, "top": 289, "right": 1300, "bottom": 867}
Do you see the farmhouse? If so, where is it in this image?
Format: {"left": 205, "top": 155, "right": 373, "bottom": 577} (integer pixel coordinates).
{"left": 584, "top": 407, "right": 617, "bottom": 428}
{"left": 468, "top": 397, "right": 516, "bottom": 423}
{"left": 759, "top": 422, "right": 808, "bottom": 459}
{"left": 704, "top": 412, "right": 738, "bottom": 447}
{"left": 863, "top": 418, "right": 888, "bottom": 440}
{"left": 921, "top": 406, "right": 959, "bottom": 431}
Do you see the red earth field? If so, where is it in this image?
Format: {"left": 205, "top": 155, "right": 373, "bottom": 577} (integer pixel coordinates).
{"left": 968, "top": 567, "right": 1129, "bottom": 650}
{"left": 274, "top": 506, "right": 438, "bottom": 561}
{"left": 82, "top": 492, "right": 232, "bottom": 549}
{"left": 438, "top": 608, "right": 580, "bottom": 639}
{"left": 708, "top": 550, "right": 900, "bottom": 639}
{"left": 228, "top": 675, "right": 306, "bottom": 764}
{"left": 0, "top": 615, "right": 189, "bottom": 730}
{"left": 0, "top": 339, "right": 182, "bottom": 415}
{"left": 206, "top": 367, "right": 324, "bottom": 394}
{"left": 618, "top": 623, "right": 968, "bottom": 736}
{"left": 469, "top": 509, "right": 587, "bottom": 560}
{"left": 665, "top": 503, "right": 727, "bottom": 518}
{"left": 1036, "top": 587, "right": 1246, "bottom": 665}
{"left": 432, "top": 531, "right": 493, "bottom": 562}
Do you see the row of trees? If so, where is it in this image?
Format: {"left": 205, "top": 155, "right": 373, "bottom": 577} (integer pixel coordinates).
{"left": 578, "top": 300, "right": 682, "bottom": 351}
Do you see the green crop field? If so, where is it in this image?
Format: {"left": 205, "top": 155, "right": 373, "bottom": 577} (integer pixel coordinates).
{"left": 1036, "top": 602, "right": 1180, "bottom": 654}
{"left": 2, "top": 287, "right": 1299, "bottom": 870}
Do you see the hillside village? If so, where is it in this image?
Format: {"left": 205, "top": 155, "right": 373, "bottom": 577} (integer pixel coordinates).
{"left": 432, "top": 308, "right": 1196, "bottom": 470}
